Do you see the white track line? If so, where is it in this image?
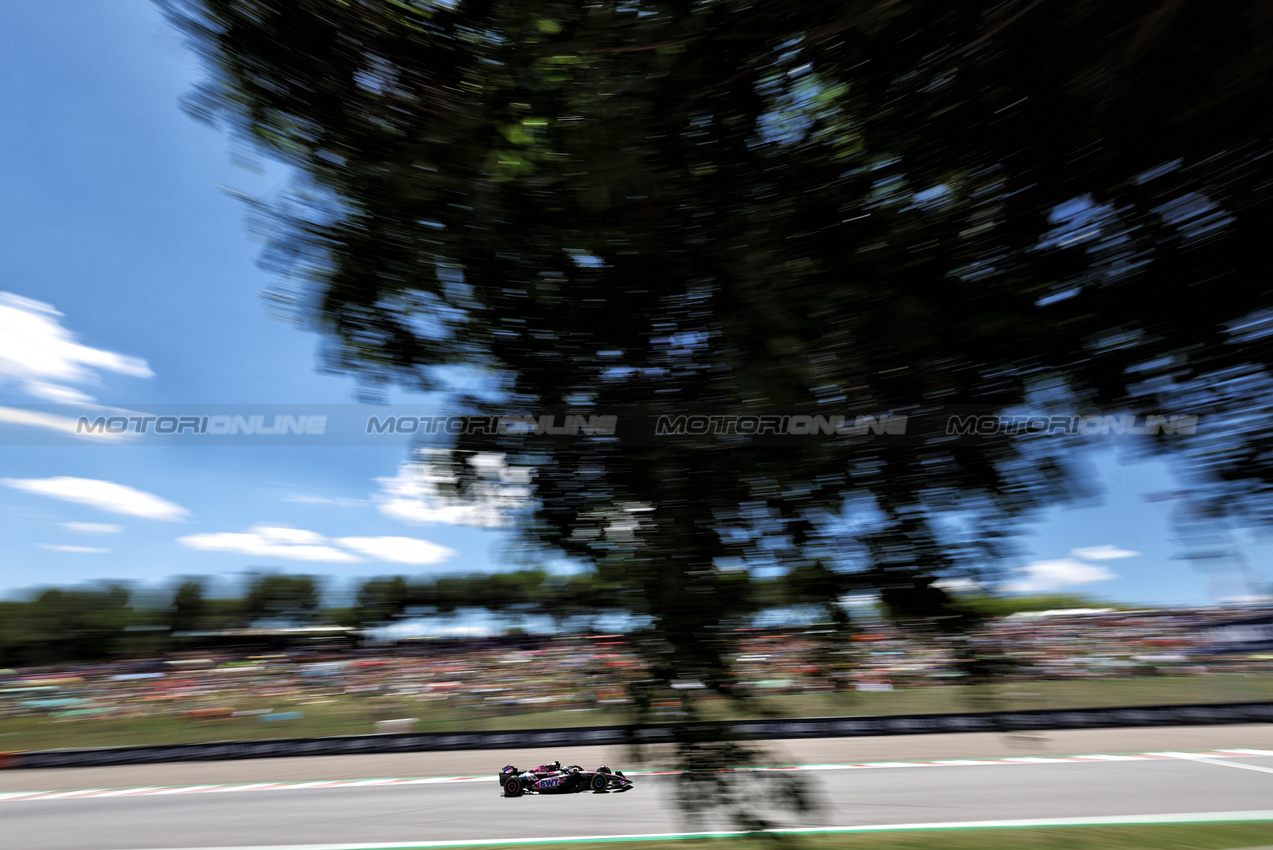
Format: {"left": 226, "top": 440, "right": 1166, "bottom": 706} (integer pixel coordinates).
{"left": 108, "top": 811, "right": 1273, "bottom": 850}
{"left": 1217, "top": 748, "right": 1273, "bottom": 756}
{"left": 92, "top": 787, "right": 162, "bottom": 797}
{"left": 27, "top": 789, "right": 108, "bottom": 799}
{"left": 1157, "top": 752, "right": 1273, "bottom": 776}
{"left": 5, "top": 750, "right": 1272, "bottom": 803}
{"left": 331, "top": 779, "right": 403, "bottom": 787}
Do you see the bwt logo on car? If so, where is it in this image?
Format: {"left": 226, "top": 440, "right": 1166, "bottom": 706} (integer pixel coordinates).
{"left": 76, "top": 415, "right": 328, "bottom": 436}
{"left": 536, "top": 777, "right": 563, "bottom": 789}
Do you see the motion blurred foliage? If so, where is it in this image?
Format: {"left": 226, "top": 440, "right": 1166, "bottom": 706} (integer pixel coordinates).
{"left": 162, "top": 0, "right": 1273, "bottom": 826}
{"left": 0, "top": 585, "right": 148, "bottom": 666}
{"left": 346, "top": 569, "right": 643, "bottom": 629}
{"left": 242, "top": 572, "right": 322, "bottom": 624}
{"left": 169, "top": 579, "right": 209, "bottom": 634}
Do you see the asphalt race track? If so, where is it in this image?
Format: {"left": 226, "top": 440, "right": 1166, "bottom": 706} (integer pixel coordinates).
{"left": 4, "top": 755, "right": 1273, "bottom": 850}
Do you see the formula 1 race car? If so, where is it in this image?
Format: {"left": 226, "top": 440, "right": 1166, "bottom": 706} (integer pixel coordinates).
{"left": 499, "top": 762, "right": 634, "bottom": 797}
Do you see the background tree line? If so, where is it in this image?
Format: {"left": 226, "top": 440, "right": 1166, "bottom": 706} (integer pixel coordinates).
{"left": 0, "top": 569, "right": 1119, "bottom": 668}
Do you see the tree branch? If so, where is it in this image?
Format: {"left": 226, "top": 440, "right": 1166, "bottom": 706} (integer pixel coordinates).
{"left": 539, "top": 0, "right": 909, "bottom": 56}
{"left": 649, "top": 0, "right": 912, "bottom": 126}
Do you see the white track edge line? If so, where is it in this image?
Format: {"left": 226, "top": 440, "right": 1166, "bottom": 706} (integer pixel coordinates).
{"left": 7, "top": 749, "right": 1271, "bottom": 801}
{"left": 110, "top": 810, "right": 1273, "bottom": 850}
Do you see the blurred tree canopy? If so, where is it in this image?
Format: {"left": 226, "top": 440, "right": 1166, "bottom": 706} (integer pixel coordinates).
{"left": 161, "top": 0, "right": 1273, "bottom": 710}
{"left": 242, "top": 573, "right": 322, "bottom": 623}
{"left": 169, "top": 579, "right": 209, "bottom": 633}
{"left": 0, "top": 585, "right": 140, "bottom": 666}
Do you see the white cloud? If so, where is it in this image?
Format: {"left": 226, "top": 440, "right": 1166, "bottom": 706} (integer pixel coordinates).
{"left": 0, "top": 406, "right": 130, "bottom": 441}
{"left": 375, "top": 451, "right": 532, "bottom": 528}
{"left": 38, "top": 544, "right": 110, "bottom": 553}
{"left": 1001, "top": 558, "right": 1117, "bottom": 594}
{"left": 176, "top": 525, "right": 455, "bottom": 566}
{"left": 336, "top": 536, "right": 456, "bottom": 565}
{"left": 0, "top": 292, "right": 153, "bottom": 402}
{"left": 1070, "top": 545, "right": 1140, "bottom": 561}
{"left": 61, "top": 522, "right": 124, "bottom": 533}
{"left": 2, "top": 476, "right": 188, "bottom": 520}
{"left": 178, "top": 525, "right": 362, "bottom": 563}
{"left": 284, "top": 493, "right": 371, "bottom": 508}
{"left": 176, "top": 524, "right": 455, "bottom": 564}
{"left": 23, "top": 381, "right": 95, "bottom": 404}
{"left": 252, "top": 526, "right": 328, "bottom": 546}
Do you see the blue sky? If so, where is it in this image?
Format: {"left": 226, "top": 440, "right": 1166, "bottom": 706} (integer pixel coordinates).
{"left": 0, "top": 4, "right": 1267, "bottom": 610}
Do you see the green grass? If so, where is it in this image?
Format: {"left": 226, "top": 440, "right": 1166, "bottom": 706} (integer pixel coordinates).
{"left": 0, "top": 699, "right": 630, "bottom": 751}
{"left": 1, "top": 675, "right": 1269, "bottom": 752}
{"left": 787, "top": 823, "right": 1273, "bottom": 849}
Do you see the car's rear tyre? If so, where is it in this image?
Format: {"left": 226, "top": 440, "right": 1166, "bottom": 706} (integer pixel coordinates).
{"left": 590, "top": 773, "right": 609, "bottom": 792}
{"left": 504, "top": 777, "right": 524, "bottom": 797}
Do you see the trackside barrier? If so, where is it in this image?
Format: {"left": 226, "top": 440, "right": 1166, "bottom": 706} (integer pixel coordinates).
{"left": 3, "top": 700, "right": 1271, "bottom": 770}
